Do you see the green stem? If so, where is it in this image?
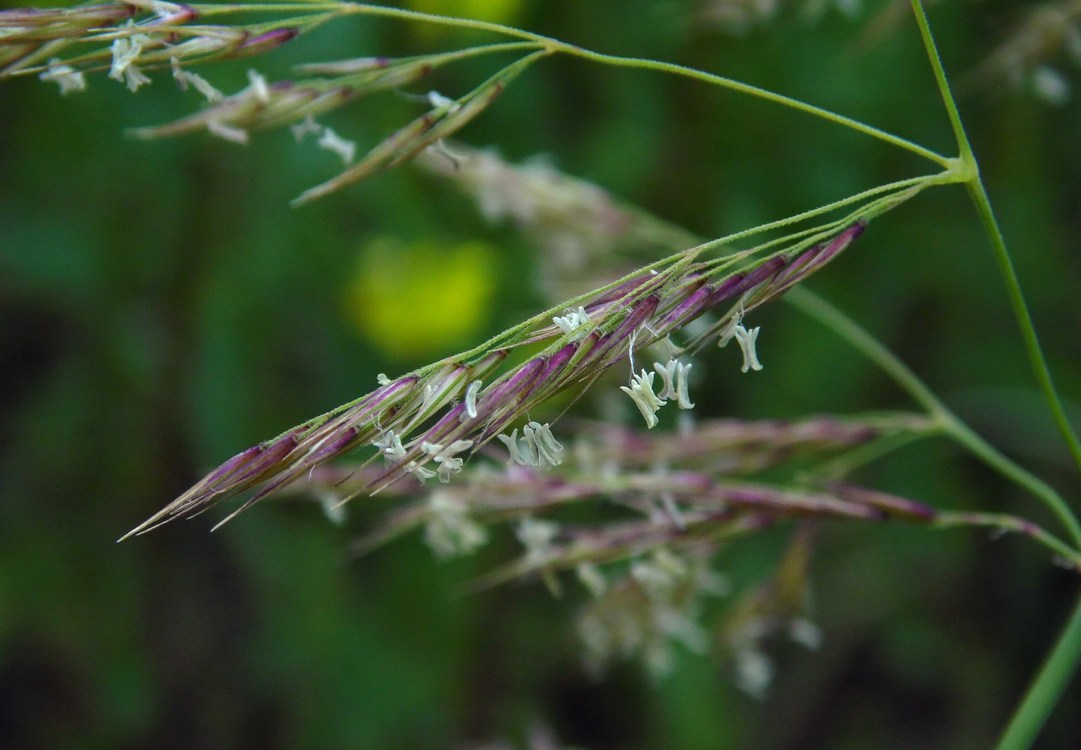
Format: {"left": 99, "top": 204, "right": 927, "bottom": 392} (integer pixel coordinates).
{"left": 351, "top": 40, "right": 544, "bottom": 68}
{"left": 548, "top": 48, "right": 950, "bottom": 168}
{"left": 966, "top": 180, "right": 1081, "bottom": 474}
{"left": 275, "top": 2, "right": 953, "bottom": 167}
{"left": 786, "top": 287, "right": 1081, "bottom": 548}
{"left": 910, "top": 0, "right": 1081, "bottom": 475}
{"left": 933, "top": 512, "right": 1081, "bottom": 569}
{"left": 701, "top": 171, "right": 948, "bottom": 251}
{"left": 994, "top": 594, "right": 1081, "bottom": 750}
{"left": 908, "top": 1, "right": 974, "bottom": 165}
{"left": 909, "top": 3, "right": 1081, "bottom": 747}
{"left": 192, "top": 3, "right": 347, "bottom": 12}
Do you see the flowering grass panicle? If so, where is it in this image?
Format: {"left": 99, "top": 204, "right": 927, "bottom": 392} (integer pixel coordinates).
{"left": 11, "top": 2, "right": 1081, "bottom": 741}
{"left": 273, "top": 398, "right": 1073, "bottom": 681}
{"left": 122, "top": 215, "right": 879, "bottom": 540}
{"left": 0, "top": 2, "right": 298, "bottom": 78}
{"left": 333, "top": 412, "right": 934, "bottom": 562}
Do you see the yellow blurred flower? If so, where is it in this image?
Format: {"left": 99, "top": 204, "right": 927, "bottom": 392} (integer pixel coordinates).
{"left": 346, "top": 237, "right": 499, "bottom": 360}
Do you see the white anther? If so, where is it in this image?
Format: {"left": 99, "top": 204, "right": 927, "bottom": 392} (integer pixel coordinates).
{"left": 553, "top": 306, "right": 592, "bottom": 338}
{"left": 620, "top": 369, "right": 666, "bottom": 429}
{"left": 523, "top": 421, "right": 564, "bottom": 468}
{"left": 427, "top": 90, "right": 458, "bottom": 110}
{"left": 420, "top": 439, "right": 473, "bottom": 483}
{"left": 246, "top": 69, "right": 271, "bottom": 104}
{"left": 463, "top": 380, "right": 482, "bottom": 420}
{"left": 497, "top": 429, "right": 530, "bottom": 466}
{"left": 171, "top": 57, "right": 222, "bottom": 102}
{"left": 373, "top": 430, "right": 407, "bottom": 463}
{"left": 40, "top": 59, "right": 86, "bottom": 96}
{"left": 652, "top": 359, "right": 694, "bottom": 409}
{"left": 291, "top": 114, "right": 323, "bottom": 142}
{"left": 109, "top": 30, "right": 152, "bottom": 92}
{"left": 733, "top": 324, "right": 763, "bottom": 373}
{"left": 317, "top": 126, "right": 356, "bottom": 164}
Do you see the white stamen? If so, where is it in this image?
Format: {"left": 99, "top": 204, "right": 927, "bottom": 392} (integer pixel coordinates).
{"left": 373, "top": 430, "right": 407, "bottom": 463}
{"left": 109, "top": 32, "right": 152, "bottom": 92}
{"left": 497, "top": 429, "right": 530, "bottom": 466}
{"left": 522, "top": 427, "right": 541, "bottom": 465}
{"left": 421, "top": 439, "right": 473, "bottom": 457}
{"left": 410, "top": 462, "right": 436, "bottom": 482}
{"left": 498, "top": 425, "right": 562, "bottom": 469}
{"left": 126, "top": 0, "right": 185, "bottom": 19}
{"left": 733, "top": 324, "right": 763, "bottom": 372}
{"left": 522, "top": 421, "right": 563, "bottom": 467}
{"left": 207, "top": 120, "right": 249, "bottom": 144}
{"left": 317, "top": 126, "right": 356, "bottom": 165}
{"left": 109, "top": 36, "right": 139, "bottom": 78}
{"left": 171, "top": 58, "right": 222, "bottom": 102}
{"left": 246, "top": 69, "right": 271, "bottom": 104}
{"left": 123, "top": 65, "right": 151, "bottom": 93}
{"left": 427, "top": 90, "right": 458, "bottom": 110}
{"left": 463, "top": 380, "right": 482, "bottom": 420}
{"left": 171, "top": 58, "right": 188, "bottom": 91}
{"left": 446, "top": 440, "right": 475, "bottom": 454}
{"left": 674, "top": 364, "right": 694, "bottom": 408}
{"left": 620, "top": 369, "right": 666, "bottom": 429}
{"left": 420, "top": 439, "right": 473, "bottom": 483}
{"left": 553, "top": 306, "right": 592, "bottom": 338}
{"left": 652, "top": 359, "right": 694, "bottom": 409}
{"left": 291, "top": 114, "right": 322, "bottom": 143}
{"left": 376, "top": 373, "right": 392, "bottom": 386}
{"left": 39, "top": 59, "right": 85, "bottom": 96}
{"left": 436, "top": 456, "right": 463, "bottom": 483}
{"left": 532, "top": 422, "right": 563, "bottom": 456}
{"left": 717, "top": 315, "right": 739, "bottom": 348}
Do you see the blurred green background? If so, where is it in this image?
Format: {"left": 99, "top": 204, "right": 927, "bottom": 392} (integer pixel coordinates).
{"left": 2, "top": 1, "right": 1081, "bottom": 747}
